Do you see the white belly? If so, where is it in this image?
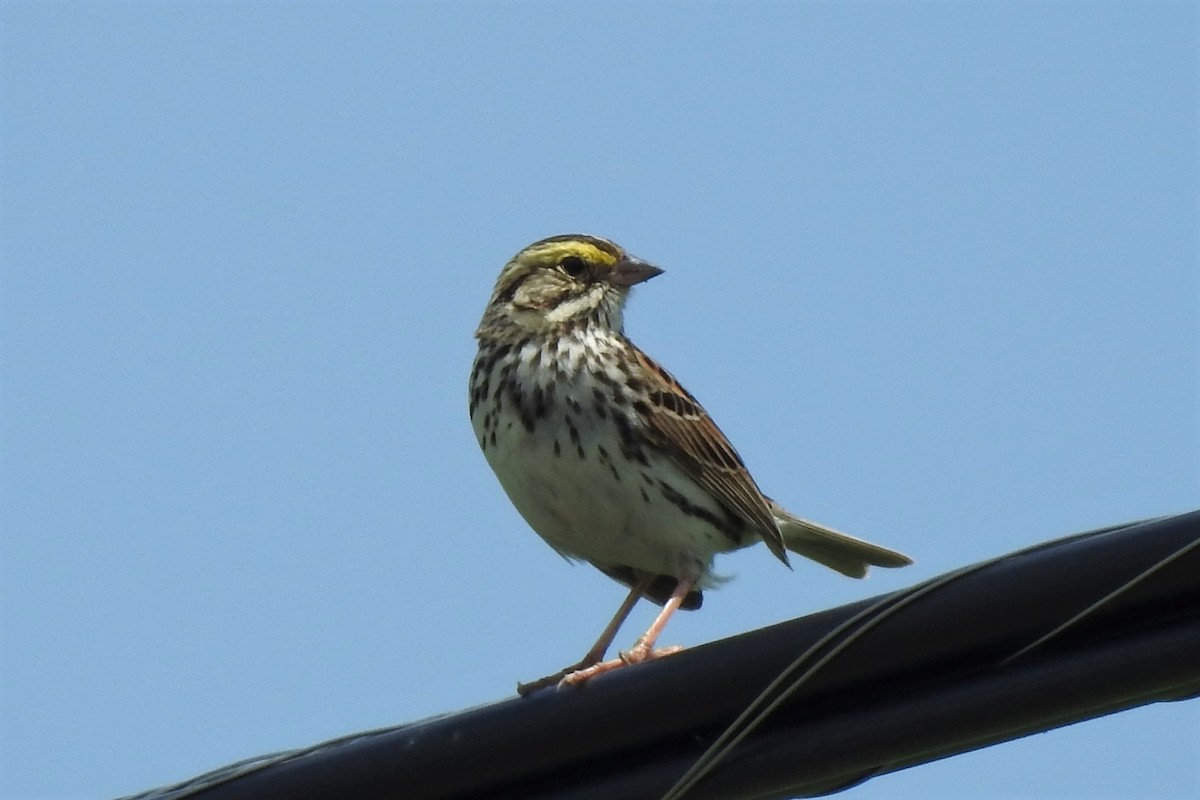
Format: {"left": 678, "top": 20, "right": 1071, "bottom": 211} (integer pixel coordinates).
{"left": 475, "top": 401, "right": 742, "bottom": 583}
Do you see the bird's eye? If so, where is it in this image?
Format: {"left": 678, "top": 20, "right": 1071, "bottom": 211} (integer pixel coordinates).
{"left": 558, "top": 255, "right": 587, "bottom": 278}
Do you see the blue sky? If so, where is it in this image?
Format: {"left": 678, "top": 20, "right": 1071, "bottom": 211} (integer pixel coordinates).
{"left": 2, "top": 2, "right": 1196, "bottom": 798}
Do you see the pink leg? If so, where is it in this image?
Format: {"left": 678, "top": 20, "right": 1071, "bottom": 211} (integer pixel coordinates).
{"left": 517, "top": 574, "right": 653, "bottom": 696}
{"left": 558, "top": 576, "right": 695, "bottom": 689}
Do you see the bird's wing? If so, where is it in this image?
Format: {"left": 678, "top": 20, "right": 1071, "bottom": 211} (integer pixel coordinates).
{"left": 626, "top": 344, "right": 789, "bottom": 564}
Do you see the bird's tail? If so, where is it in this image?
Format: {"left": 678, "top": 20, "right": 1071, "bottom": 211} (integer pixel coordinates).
{"left": 768, "top": 499, "right": 913, "bottom": 578}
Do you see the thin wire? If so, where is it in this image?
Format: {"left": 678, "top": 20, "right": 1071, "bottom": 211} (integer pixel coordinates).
{"left": 1000, "top": 534, "right": 1200, "bottom": 665}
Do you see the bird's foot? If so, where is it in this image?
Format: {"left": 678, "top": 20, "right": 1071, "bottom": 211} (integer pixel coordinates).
{"left": 555, "top": 640, "right": 684, "bottom": 690}
{"left": 516, "top": 653, "right": 602, "bottom": 697}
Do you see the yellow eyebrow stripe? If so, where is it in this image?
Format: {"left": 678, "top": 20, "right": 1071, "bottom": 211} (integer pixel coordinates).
{"left": 525, "top": 236, "right": 623, "bottom": 268}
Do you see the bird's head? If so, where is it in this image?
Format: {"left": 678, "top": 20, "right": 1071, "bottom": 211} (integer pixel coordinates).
{"left": 477, "top": 234, "right": 663, "bottom": 338}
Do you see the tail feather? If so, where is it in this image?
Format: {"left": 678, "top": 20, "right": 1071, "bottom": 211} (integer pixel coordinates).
{"left": 768, "top": 500, "right": 913, "bottom": 579}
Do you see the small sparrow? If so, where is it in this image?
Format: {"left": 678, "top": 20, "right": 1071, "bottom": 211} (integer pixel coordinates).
{"left": 469, "top": 235, "right": 912, "bottom": 694}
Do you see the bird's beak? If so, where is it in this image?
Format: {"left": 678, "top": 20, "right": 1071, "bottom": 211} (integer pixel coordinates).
{"left": 610, "top": 257, "right": 664, "bottom": 287}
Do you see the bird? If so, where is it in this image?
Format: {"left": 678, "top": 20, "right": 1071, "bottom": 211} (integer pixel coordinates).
{"left": 469, "top": 234, "right": 912, "bottom": 694}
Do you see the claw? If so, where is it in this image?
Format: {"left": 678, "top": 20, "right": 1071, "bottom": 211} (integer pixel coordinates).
{"left": 555, "top": 644, "right": 685, "bottom": 689}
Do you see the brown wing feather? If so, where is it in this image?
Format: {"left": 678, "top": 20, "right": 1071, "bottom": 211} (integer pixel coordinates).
{"left": 628, "top": 345, "right": 789, "bottom": 564}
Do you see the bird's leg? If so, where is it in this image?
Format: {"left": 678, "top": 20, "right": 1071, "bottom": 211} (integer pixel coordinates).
{"left": 558, "top": 576, "right": 694, "bottom": 689}
{"left": 620, "top": 575, "right": 694, "bottom": 662}
{"left": 579, "top": 575, "right": 651, "bottom": 665}
{"left": 516, "top": 574, "right": 652, "bottom": 696}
